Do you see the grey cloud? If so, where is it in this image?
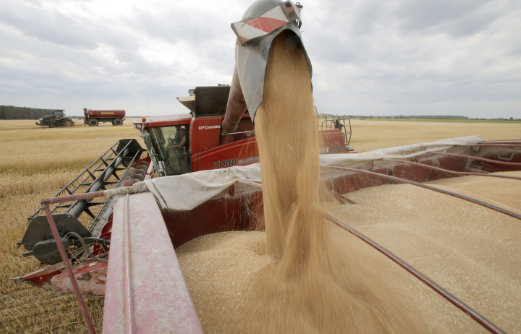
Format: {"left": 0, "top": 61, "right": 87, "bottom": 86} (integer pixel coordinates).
{"left": 0, "top": 2, "right": 99, "bottom": 48}
{"left": 305, "top": 30, "right": 361, "bottom": 64}
{"left": 128, "top": 4, "right": 239, "bottom": 72}
{"left": 394, "top": 0, "right": 516, "bottom": 37}
{"left": 0, "top": 0, "right": 519, "bottom": 118}
{"left": 349, "top": 0, "right": 388, "bottom": 36}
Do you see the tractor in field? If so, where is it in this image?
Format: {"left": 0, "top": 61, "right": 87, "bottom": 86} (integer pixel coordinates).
{"left": 35, "top": 109, "right": 75, "bottom": 128}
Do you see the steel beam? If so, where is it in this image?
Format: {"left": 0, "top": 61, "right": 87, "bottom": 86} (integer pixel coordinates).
{"left": 103, "top": 193, "right": 202, "bottom": 334}
{"left": 382, "top": 158, "right": 521, "bottom": 181}
{"left": 320, "top": 164, "right": 521, "bottom": 221}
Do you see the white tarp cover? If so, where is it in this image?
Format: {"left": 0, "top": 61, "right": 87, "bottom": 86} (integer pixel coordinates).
{"left": 143, "top": 136, "right": 483, "bottom": 211}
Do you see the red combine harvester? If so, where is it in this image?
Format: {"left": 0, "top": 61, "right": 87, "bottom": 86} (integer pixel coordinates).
{"left": 14, "top": 89, "right": 521, "bottom": 333}
{"left": 84, "top": 108, "right": 126, "bottom": 126}
{"left": 13, "top": 0, "right": 521, "bottom": 332}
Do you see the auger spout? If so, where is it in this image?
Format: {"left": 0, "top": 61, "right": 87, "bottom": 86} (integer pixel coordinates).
{"left": 220, "top": 0, "right": 312, "bottom": 145}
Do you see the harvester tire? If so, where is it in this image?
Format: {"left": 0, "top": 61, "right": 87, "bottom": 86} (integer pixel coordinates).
{"left": 113, "top": 119, "right": 123, "bottom": 126}
{"left": 64, "top": 120, "right": 73, "bottom": 127}
{"left": 49, "top": 123, "right": 55, "bottom": 128}
{"left": 88, "top": 119, "right": 99, "bottom": 127}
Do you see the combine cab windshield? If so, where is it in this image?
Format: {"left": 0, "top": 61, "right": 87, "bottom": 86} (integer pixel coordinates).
{"left": 148, "top": 125, "right": 189, "bottom": 175}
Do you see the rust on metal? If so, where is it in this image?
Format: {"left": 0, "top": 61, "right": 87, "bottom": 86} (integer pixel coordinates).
{"left": 383, "top": 158, "right": 521, "bottom": 181}
{"left": 320, "top": 164, "right": 521, "bottom": 221}
{"left": 51, "top": 261, "right": 107, "bottom": 296}
{"left": 43, "top": 204, "right": 97, "bottom": 334}
{"left": 78, "top": 272, "right": 92, "bottom": 281}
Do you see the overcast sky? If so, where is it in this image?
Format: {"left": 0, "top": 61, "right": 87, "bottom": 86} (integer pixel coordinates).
{"left": 1, "top": 0, "right": 520, "bottom": 118}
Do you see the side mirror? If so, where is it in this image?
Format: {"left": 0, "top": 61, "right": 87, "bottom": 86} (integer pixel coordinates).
{"left": 143, "top": 133, "right": 152, "bottom": 152}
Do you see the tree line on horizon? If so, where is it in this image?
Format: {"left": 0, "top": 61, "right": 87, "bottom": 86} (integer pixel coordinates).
{"left": 352, "top": 115, "right": 519, "bottom": 121}
{"left": 0, "top": 105, "right": 55, "bottom": 119}
{"left": 1, "top": 105, "right": 517, "bottom": 121}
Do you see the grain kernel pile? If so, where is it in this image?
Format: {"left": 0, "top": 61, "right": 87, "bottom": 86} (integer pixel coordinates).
{"left": 176, "top": 31, "right": 421, "bottom": 333}
{"left": 323, "top": 171, "right": 521, "bottom": 333}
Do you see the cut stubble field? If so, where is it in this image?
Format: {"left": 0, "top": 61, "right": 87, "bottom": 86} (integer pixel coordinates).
{"left": 0, "top": 120, "right": 141, "bottom": 334}
{"left": 0, "top": 118, "right": 519, "bottom": 333}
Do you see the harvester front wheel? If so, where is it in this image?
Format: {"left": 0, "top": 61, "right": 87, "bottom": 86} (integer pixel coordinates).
{"left": 64, "top": 120, "right": 73, "bottom": 127}
{"left": 49, "top": 123, "right": 55, "bottom": 128}
{"left": 88, "top": 119, "right": 99, "bottom": 127}
{"left": 113, "top": 119, "right": 123, "bottom": 126}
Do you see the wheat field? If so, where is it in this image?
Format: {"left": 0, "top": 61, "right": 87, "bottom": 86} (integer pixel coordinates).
{"left": 0, "top": 119, "right": 141, "bottom": 333}
{"left": 0, "top": 118, "right": 520, "bottom": 333}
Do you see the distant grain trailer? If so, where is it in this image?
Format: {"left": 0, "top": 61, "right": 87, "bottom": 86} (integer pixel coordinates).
{"left": 83, "top": 108, "right": 125, "bottom": 126}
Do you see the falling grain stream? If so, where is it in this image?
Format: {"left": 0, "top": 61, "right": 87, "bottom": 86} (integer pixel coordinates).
{"left": 175, "top": 31, "right": 521, "bottom": 333}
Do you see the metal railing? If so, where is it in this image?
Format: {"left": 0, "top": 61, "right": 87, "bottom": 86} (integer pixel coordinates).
{"left": 315, "top": 112, "right": 353, "bottom": 145}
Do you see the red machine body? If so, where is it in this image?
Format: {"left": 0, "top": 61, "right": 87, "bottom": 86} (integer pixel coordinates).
{"left": 84, "top": 108, "right": 126, "bottom": 127}
{"left": 128, "top": 86, "right": 351, "bottom": 176}
{"left": 133, "top": 112, "right": 349, "bottom": 175}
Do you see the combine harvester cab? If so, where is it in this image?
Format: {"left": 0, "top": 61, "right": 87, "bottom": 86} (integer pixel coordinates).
{"left": 134, "top": 85, "right": 259, "bottom": 176}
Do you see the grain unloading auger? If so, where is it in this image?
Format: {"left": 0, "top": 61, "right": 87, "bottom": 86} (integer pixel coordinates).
{"left": 12, "top": 1, "right": 521, "bottom": 333}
